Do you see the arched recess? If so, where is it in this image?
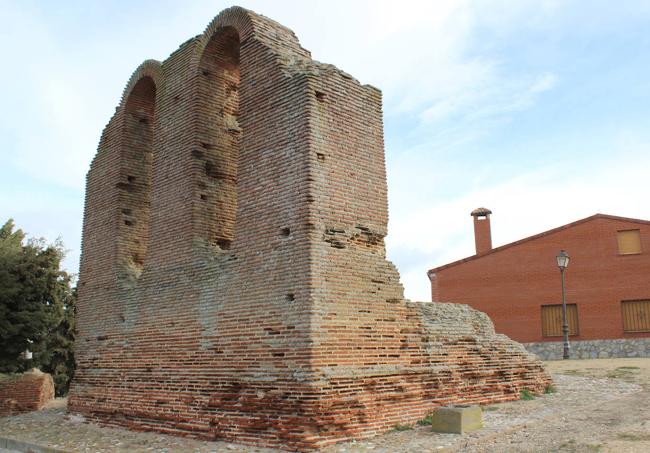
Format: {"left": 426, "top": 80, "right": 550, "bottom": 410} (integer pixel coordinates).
{"left": 194, "top": 26, "right": 241, "bottom": 250}
{"left": 117, "top": 73, "right": 157, "bottom": 277}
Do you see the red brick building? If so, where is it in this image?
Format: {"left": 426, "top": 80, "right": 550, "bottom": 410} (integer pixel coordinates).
{"left": 428, "top": 210, "right": 650, "bottom": 360}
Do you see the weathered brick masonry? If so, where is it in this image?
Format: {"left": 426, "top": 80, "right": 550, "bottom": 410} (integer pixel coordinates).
{"left": 68, "top": 6, "right": 550, "bottom": 450}
{"left": 0, "top": 370, "right": 54, "bottom": 416}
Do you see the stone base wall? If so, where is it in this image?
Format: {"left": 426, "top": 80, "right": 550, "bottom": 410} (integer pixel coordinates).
{"left": 523, "top": 338, "right": 650, "bottom": 360}
{"left": 0, "top": 370, "right": 54, "bottom": 416}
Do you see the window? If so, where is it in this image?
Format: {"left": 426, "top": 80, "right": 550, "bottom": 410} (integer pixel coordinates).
{"left": 621, "top": 300, "right": 650, "bottom": 333}
{"left": 617, "top": 229, "right": 642, "bottom": 255}
{"left": 541, "top": 304, "right": 579, "bottom": 337}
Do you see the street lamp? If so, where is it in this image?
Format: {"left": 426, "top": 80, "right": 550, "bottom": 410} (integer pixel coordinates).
{"left": 556, "top": 250, "right": 570, "bottom": 359}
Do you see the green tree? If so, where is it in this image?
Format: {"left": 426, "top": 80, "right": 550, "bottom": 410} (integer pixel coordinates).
{"left": 38, "top": 287, "right": 76, "bottom": 396}
{"left": 0, "top": 219, "right": 76, "bottom": 395}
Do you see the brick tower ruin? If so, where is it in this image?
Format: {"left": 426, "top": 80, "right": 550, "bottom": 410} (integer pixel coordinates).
{"left": 69, "top": 6, "right": 551, "bottom": 451}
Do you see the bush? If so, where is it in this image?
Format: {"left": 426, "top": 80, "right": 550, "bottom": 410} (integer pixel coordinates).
{"left": 520, "top": 389, "right": 535, "bottom": 400}
{"left": 392, "top": 423, "right": 413, "bottom": 431}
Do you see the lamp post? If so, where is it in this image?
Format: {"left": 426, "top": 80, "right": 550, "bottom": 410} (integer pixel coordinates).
{"left": 556, "top": 250, "right": 570, "bottom": 359}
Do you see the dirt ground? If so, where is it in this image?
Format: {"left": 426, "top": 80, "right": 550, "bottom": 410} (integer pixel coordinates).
{"left": 0, "top": 358, "right": 648, "bottom": 452}
{"left": 328, "top": 358, "right": 650, "bottom": 453}
{"left": 531, "top": 358, "right": 650, "bottom": 453}
{"left": 488, "top": 358, "right": 650, "bottom": 453}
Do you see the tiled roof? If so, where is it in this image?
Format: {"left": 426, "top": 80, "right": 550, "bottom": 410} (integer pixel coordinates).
{"left": 427, "top": 213, "right": 650, "bottom": 276}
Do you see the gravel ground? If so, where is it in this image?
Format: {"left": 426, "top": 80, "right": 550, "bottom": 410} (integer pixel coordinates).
{"left": 0, "top": 358, "right": 648, "bottom": 452}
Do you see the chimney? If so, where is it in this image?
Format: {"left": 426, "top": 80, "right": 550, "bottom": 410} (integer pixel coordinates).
{"left": 471, "top": 207, "right": 492, "bottom": 255}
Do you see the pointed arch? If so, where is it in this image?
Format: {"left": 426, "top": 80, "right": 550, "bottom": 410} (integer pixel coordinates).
{"left": 193, "top": 26, "right": 241, "bottom": 250}
{"left": 116, "top": 61, "right": 162, "bottom": 276}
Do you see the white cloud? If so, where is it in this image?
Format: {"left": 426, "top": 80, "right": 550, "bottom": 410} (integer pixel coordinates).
{"left": 0, "top": 0, "right": 556, "bottom": 190}
{"left": 419, "top": 71, "right": 558, "bottom": 124}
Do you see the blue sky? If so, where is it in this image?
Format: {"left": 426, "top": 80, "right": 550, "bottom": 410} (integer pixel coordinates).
{"left": 1, "top": 0, "right": 649, "bottom": 301}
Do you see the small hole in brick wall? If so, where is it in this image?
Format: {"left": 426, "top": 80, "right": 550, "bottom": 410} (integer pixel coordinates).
{"left": 127, "top": 175, "right": 136, "bottom": 183}
{"left": 121, "top": 208, "right": 132, "bottom": 215}
{"left": 200, "top": 194, "right": 207, "bottom": 201}
{"left": 139, "top": 117, "right": 148, "bottom": 124}
{"left": 315, "top": 91, "right": 326, "bottom": 102}
{"left": 316, "top": 153, "right": 325, "bottom": 162}
{"left": 286, "top": 293, "right": 295, "bottom": 302}
{"left": 115, "top": 182, "right": 134, "bottom": 192}
{"left": 205, "top": 161, "right": 215, "bottom": 177}
{"left": 124, "top": 220, "right": 134, "bottom": 226}
{"left": 202, "top": 69, "right": 210, "bottom": 76}
{"left": 280, "top": 227, "right": 290, "bottom": 237}
{"left": 216, "top": 239, "right": 231, "bottom": 250}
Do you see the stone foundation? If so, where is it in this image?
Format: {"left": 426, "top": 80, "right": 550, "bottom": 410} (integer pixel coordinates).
{"left": 524, "top": 338, "right": 650, "bottom": 360}
{"left": 0, "top": 370, "right": 54, "bottom": 416}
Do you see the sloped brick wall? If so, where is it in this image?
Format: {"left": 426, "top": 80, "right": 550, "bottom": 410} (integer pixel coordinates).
{"left": 69, "top": 6, "right": 550, "bottom": 451}
{"left": 0, "top": 370, "right": 54, "bottom": 416}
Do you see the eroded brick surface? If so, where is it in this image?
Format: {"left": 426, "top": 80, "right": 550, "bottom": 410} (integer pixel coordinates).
{"left": 0, "top": 370, "right": 54, "bottom": 416}
{"left": 69, "top": 6, "right": 550, "bottom": 450}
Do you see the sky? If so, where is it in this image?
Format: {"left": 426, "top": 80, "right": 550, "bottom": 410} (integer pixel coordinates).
{"left": 1, "top": 0, "right": 649, "bottom": 301}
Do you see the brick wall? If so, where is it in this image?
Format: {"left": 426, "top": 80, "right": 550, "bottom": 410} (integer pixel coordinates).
{"left": 0, "top": 370, "right": 54, "bottom": 416}
{"left": 429, "top": 215, "right": 650, "bottom": 344}
{"left": 69, "top": 6, "right": 550, "bottom": 450}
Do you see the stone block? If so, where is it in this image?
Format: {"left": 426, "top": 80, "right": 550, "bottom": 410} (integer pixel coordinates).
{"left": 431, "top": 405, "right": 483, "bottom": 434}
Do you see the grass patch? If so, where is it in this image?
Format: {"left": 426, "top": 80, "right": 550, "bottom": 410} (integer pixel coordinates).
{"left": 616, "top": 366, "right": 640, "bottom": 370}
{"left": 617, "top": 432, "right": 650, "bottom": 441}
{"left": 583, "top": 443, "right": 602, "bottom": 452}
{"left": 606, "top": 368, "right": 636, "bottom": 379}
{"left": 544, "top": 384, "right": 556, "bottom": 394}
{"left": 558, "top": 439, "right": 576, "bottom": 449}
{"left": 520, "top": 389, "right": 535, "bottom": 400}
{"left": 483, "top": 406, "right": 499, "bottom": 412}
{"left": 417, "top": 414, "right": 433, "bottom": 426}
{"left": 392, "top": 423, "right": 413, "bottom": 432}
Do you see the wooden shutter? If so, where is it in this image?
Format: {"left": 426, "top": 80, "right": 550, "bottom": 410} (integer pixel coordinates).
{"left": 541, "top": 304, "right": 579, "bottom": 337}
{"left": 621, "top": 300, "right": 650, "bottom": 332}
{"left": 617, "top": 230, "right": 642, "bottom": 255}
